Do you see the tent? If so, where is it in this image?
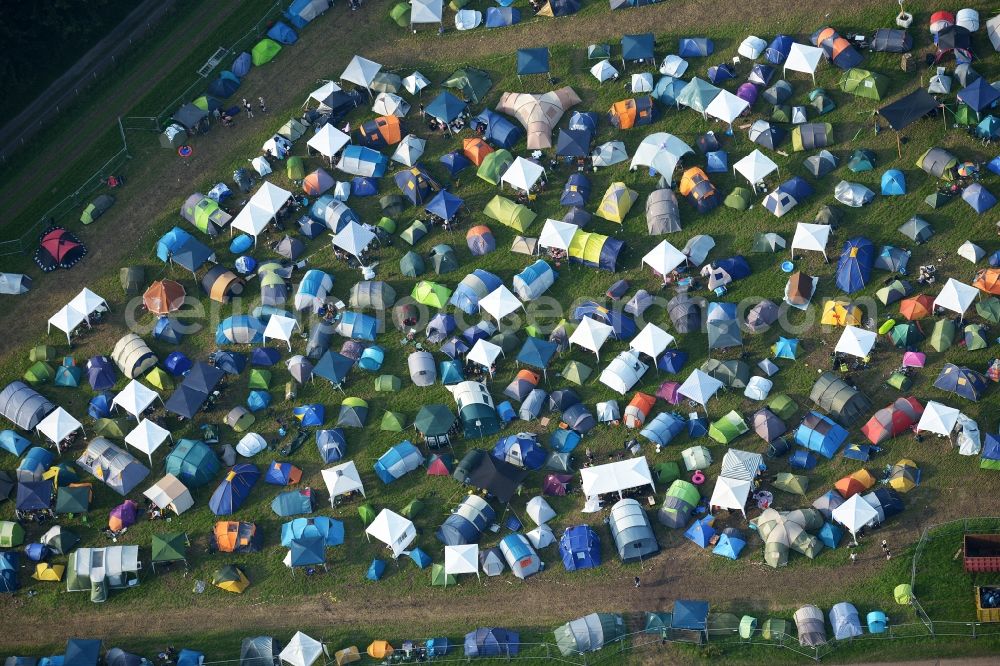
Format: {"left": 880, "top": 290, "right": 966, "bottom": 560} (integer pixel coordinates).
{"left": 560, "top": 525, "right": 601, "bottom": 570}
{"left": 33, "top": 227, "right": 85, "bottom": 272}
{"left": 554, "top": 614, "right": 625, "bottom": 656}
{"left": 463, "top": 628, "right": 519, "bottom": 658}
{"left": 374, "top": 441, "right": 424, "bottom": 484}
{"left": 595, "top": 182, "right": 637, "bottom": 223}
{"left": 209, "top": 464, "right": 260, "bottom": 515}
{"left": 934, "top": 278, "right": 979, "bottom": 316}
{"left": 608, "top": 498, "right": 658, "bottom": 562}
{"left": 835, "top": 326, "right": 876, "bottom": 359}
{"left": 495, "top": 87, "right": 580, "bottom": 150}
{"left": 933, "top": 363, "right": 987, "bottom": 401}
{"left": 366, "top": 509, "right": 416, "bottom": 558}
{"left": 752, "top": 508, "right": 824, "bottom": 567}
{"left": 484, "top": 195, "right": 536, "bottom": 232}
{"left": 0, "top": 381, "right": 54, "bottom": 431}
{"left": 784, "top": 43, "right": 824, "bottom": 82}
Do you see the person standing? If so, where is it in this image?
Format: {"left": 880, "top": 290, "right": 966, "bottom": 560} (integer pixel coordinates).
{"left": 633, "top": 576, "right": 641, "bottom": 589}
{"left": 243, "top": 98, "right": 254, "bottom": 118}
{"left": 258, "top": 96, "right": 267, "bottom": 113}
{"left": 850, "top": 552, "right": 857, "bottom": 565}
{"left": 881, "top": 539, "right": 891, "bottom": 560}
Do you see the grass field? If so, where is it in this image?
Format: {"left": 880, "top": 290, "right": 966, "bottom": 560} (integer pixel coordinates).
{"left": 3, "top": 0, "right": 1000, "bottom": 662}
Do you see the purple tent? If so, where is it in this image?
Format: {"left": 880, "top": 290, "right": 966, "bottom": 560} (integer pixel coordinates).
{"left": 736, "top": 83, "right": 758, "bottom": 106}
{"left": 109, "top": 499, "right": 138, "bottom": 530}
{"left": 543, "top": 473, "right": 572, "bottom": 496}
{"left": 87, "top": 356, "right": 117, "bottom": 391}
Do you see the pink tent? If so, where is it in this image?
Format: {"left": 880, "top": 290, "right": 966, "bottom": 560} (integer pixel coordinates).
{"left": 656, "top": 381, "right": 682, "bottom": 404}
{"left": 902, "top": 351, "right": 925, "bottom": 368}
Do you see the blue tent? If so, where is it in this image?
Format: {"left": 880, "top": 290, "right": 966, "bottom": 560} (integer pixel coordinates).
{"left": 209, "top": 464, "right": 260, "bottom": 515}
{"left": 216, "top": 315, "right": 265, "bottom": 345}
{"left": 337, "top": 311, "right": 377, "bottom": 341}
{"left": 789, "top": 449, "right": 818, "bottom": 470}
{"left": 2, "top": 552, "right": 20, "bottom": 592}
{"left": 679, "top": 37, "right": 713, "bottom": 57}
{"left": 207, "top": 71, "right": 240, "bottom": 98}
{"left": 818, "top": 522, "right": 844, "bottom": 549}
{"left": 18, "top": 448, "right": 53, "bottom": 480}
{"left": 712, "top": 531, "right": 746, "bottom": 559}
{"left": 299, "top": 216, "right": 325, "bottom": 238}
{"left": 442, "top": 338, "right": 469, "bottom": 359}
{"left": 358, "top": 346, "right": 385, "bottom": 372}
{"left": 439, "top": 359, "right": 464, "bottom": 385}
{"left": 272, "top": 490, "right": 313, "bottom": 517}
{"left": 795, "top": 412, "right": 848, "bottom": 459}
{"left": 87, "top": 392, "right": 114, "bottom": 419}
{"left": 53, "top": 364, "right": 81, "bottom": 388}
{"left": 86, "top": 356, "right": 116, "bottom": 391}
{"left": 408, "top": 547, "right": 432, "bottom": 569}
{"left": 311, "top": 195, "right": 360, "bottom": 231}
{"left": 484, "top": 7, "right": 520, "bottom": 28}
{"left": 425, "top": 638, "right": 450, "bottom": 657}
{"left": 705, "top": 150, "right": 727, "bottom": 173}
{"left": 153, "top": 317, "right": 184, "bottom": 344}
{"left": 281, "top": 516, "right": 344, "bottom": 547}
{"left": 473, "top": 109, "right": 522, "bottom": 148}
{"left": 561, "top": 173, "right": 591, "bottom": 206}
{"left": 958, "top": 77, "right": 1000, "bottom": 112}
{"left": 653, "top": 76, "right": 686, "bottom": 106}
{"left": 550, "top": 428, "right": 581, "bottom": 453}
{"left": 374, "top": 440, "right": 424, "bottom": 484}
{"left": 316, "top": 429, "right": 347, "bottom": 462}
{"left": 688, "top": 415, "right": 708, "bottom": 438}
{"left": 232, "top": 51, "right": 252, "bottom": 77}
{"left": 293, "top": 403, "right": 325, "bottom": 426}
{"left": 493, "top": 433, "right": 546, "bottom": 470}
{"left": 440, "top": 151, "right": 473, "bottom": 176}
{"left": 464, "top": 628, "right": 519, "bottom": 658}
{"left": 963, "top": 183, "right": 997, "bottom": 213}
{"left": 287, "top": 536, "right": 325, "bottom": 567}
{"left": 835, "top": 237, "right": 875, "bottom": 294}
{"left": 437, "top": 495, "right": 496, "bottom": 545}
{"left": 568, "top": 111, "right": 598, "bottom": 133}
{"left": 451, "top": 269, "right": 502, "bottom": 315}
{"left": 684, "top": 516, "right": 716, "bottom": 548}
{"left": 560, "top": 525, "right": 601, "bottom": 570}
{"left": 425, "top": 190, "right": 463, "bottom": 220}
{"left": 264, "top": 460, "right": 299, "bottom": 485}
{"left": 513, "top": 260, "right": 555, "bottom": 300}
{"left": 366, "top": 558, "right": 386, "bottom": 580}
{"left": 214, "top": 351, "right": 247, "bottom": 375}
{"left": 338, "top": 145, "right": 388, "bottom": 178}
{"left": 250, "top": 347, "right": 280, "bottom": 367}
{"left": 426, "top": 313, "right": 456, "bottom": 343}
{"left": 707, "top": 63, "right": 735, "bottom": 85}
{"left": 672, "top": 600, "right": 710, "bottom": 639}
{"left": 16, "top": 479, "right": 52, "bottom": 511}
{"left": 246, "top": 390, "right": 272, "bottom": 412}
{"left": 880, "top": 169, "right": 906, "bottom": 195}
{"left": 773, "top": 337, "right": 799, "bottom": 360}
{"left": 165, "top": 439, "right": 219, "bottom": 486}
{"left": 555, "top": 128, "right": 592, "bottom": 158}
{"left": 621, "top": 33, "right": 655, "bottom": 63}
{"left": 640, "top": 412, "right": 686, "bottom": 446}
{"left": 155, "top": 227, "right": 194, "bottom": 262}
{"left": 842, "top": 443, "right": 871, "bottom": 462}
{"left": 766, "top": 35, "right": 793, "bottom": 63}
{"left": 933, "top": 363, "right": 987, "bottom": 401}
{"left": 266, "top": 21, "right": 298, "bottom": 44}
{"left": 0, "top": 430, "right": 31, "bottom": 457}
{"left": 286, "top": 0, "right": 329, "bottom": 27}
{"left": 426, "top": 92, "right": 467, "bottom": 124}
{"left": 574, "top": 301, "right": 636, "bottom": 339}
{"left": 657, "top": 349, "right": 688, "bottom": 373}
{"left": 517, "top": 337, "right": 558, "bottom": 371}
{"left": 351, "top": 177, "right": 378, "bottom": 197}
{"left": 164, "top": 351, "right": 192, "bottom": 376}
{"left": 395, "top": 165, "right": 438, "bottom": 205}
{"left": 313, "top": 350, "right": 354, "bottom": 385}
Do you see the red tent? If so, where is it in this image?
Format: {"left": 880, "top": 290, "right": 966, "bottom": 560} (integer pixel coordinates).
{"left": 861, "top": 397, "right": 924, "bottom": 444}
{"left": 426, "top": 454, "right": 454, "bottom": 476}
{"left": 35, "top": 227, "right": 87, "bottom": 272}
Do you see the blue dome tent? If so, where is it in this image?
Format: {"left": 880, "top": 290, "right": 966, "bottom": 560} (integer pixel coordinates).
{"left": 216, "top": 316, "right": 265, "bottom": 345}
{"left": 493, "top": 433, "right": 546, "bottom": 470}
{"left": 560, "top": 525, "right": 602, "bottom": 570}
{"left": 795, "top": 412, "right": 848, "bottom": 459}
{"left": 835, "top": 237, "right": 875, "bottom": 294}
{"left": 246, "top": 390, "right": 272, "bottom": 412}
{"left": 640, "top": 412, "right": 686, "bottom": 446}
{"left": 209, "top": 464, "right": 260, "bottom": 515}
{"left": 881, "top": 169, "right": 906, "bottom": 195}
{"left": 712, "top": 530, "right": 746, "bottom": 559}
{"left": 678, "top": 37, "right": 714, "bottom": 57}
{"left": 164, "top": 351, "right": 193, "bottom": 376}
{"left": 472, "top": 109, "right": 522, "bottom": 148}
{"left": 87, "top": 392, "right": 115, "bottom": 419}
{"left": 266, "top": 21, "right": 298, "bottom": 44}
{"left": 440, "top": 151, "right": 473, "bottom": 176}
{"left": 374, "top": 441, "right": 425, "bottom": 484}
{"left": 316, "top": 429, "right": 347, "bottom": 462}
{"left": 265, "top": 460, "right": 301, "bottom": 485}
{"left": 560, "top": 173, "right": 591, "bottom": 206}
{"left": 450, "top": 269, "right": 502, "bottom": 315}
{"left": 513, "top": 260, "right": 556, "bottom": 300}
{"left": 293, "top": 403, "right": 325, "bottom": 426}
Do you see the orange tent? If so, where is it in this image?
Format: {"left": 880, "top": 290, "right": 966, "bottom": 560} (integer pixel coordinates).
{"left": 834, "top": 469, "right": 876, "bottom": 499}
{"left": 973, "top": 268, "right": 1000, "bottom": 295}
{"left": 514, "top": 368, "right": 540, "bottom": 385}
{"left": 679, "top": 167, "right": 711, "bottom": 197}
{"left": 623, "top": 392, "right": 656, "bottom": 428}
{"left": 609, "top": 99, "right": 638, "bottom": 129}
{"left": 360, "top": 116, "right": 402, "bottom": 146}
{"left": 899, "top": 294, "right": 933, "bottom": 320}
{"left": 367, "top": 641, "right": 394, "bottom": 659}
{"left": 213, "top": 521, "right": 261, "bottom": 553}
{"left": 143, "top": 280, "right": 186, "bottom": 315}
{"left": 463, "top": 137, "right": 493, "bottom": 166}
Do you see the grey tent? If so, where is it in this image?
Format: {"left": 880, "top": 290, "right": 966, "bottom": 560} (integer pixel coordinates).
{"left": 829, "top": 602, "right": 863, "bottom": 640}
{"left": 554, "top": 613, "right": 626, "bottom": 656}
{"left": 120, "top": 267, "right": 144, "bottom": 295}
{"left": 563, "top": 207, "right": 591, "bottom": 227}
{"left": 105, "top": 649, "right": 144, "bottom": 666}
{"left": 646, "top": 189, "right": 681, "bottom": 234}
{"left": 274, "top": 236, "right": 304, "bottom": 260}
{"left": 683, "top": 234, "right": 715, "bottom": 266}
{"left": 834, "top": 181, "right": 874, "bottom": 207}
{"left": 519, "top": 389, "right": 547, "bottom": 421}
{"left": 112, "top": 334, "right": 157, "bottom": 379}
{"left": 814, "top": 205, "right": 842, "bottom": 226}
{"left": 809, "top": 372, "right": 871, "bottom": 425}
{"left": 75, "top": 438, "right": 149, "bottom": 496}
{"left": 400, "top": 251, "right": 425, "bottom": 277}
{"left": 608, "top": 498, "right": 659, "bottom": 562}
{"left": 305, "top": 321, "right": 335, "bottom": 360}
{"left": 430, "top": 244, "right": 458, "bottom": 274}
{"left": 898, "top": 216, "right": 933, "bottom": 243}
{"left": 173, "top": 103, "right": 208, "bottom": 132}
{"left": 624, "top": 290, "right": 653, "bottom": 317}
{"left": 763, "top": 80, "right": 792, "bottom": 105}
{"left": 701, "top": 359, "right": 750, "bottom": 389}
{"left": 707, "top": 317, "right": 742, "bottom": 350}
{"left": 752, "top": 408, "right": 786, "bottom": 442}
{"left": 349, "top": 281, "right": 396, "bottom": 310}
{"left": 871, "top": 29, "right": 912, "bottom": 52}
{"left": 803, "top": 150, "right": 838, "bottom": 177}
{"left": 794, "top": 606, "right": 827, "bottom": 647}
{"left": 792, "top": 123, "right": 832, "bottom": 151}
{"left": 241, "top": 637, "right": 280, "bottom": 666}
{"left": 0, "top": 381, "right": 55, "bottom": 430}
{"left": 668, "top": 295, "right": 702, "bottom": 333}
{"left": 745, "top": 300, "right": 779, "bottom": 333}
{"left": 480, "top": 546, "right": 505, "bottom": 576}
{"left": 286, "top": 356, "right": 313, "bottom": 384}
{"left": 917, "top": 147, "right": 956, "bottom": 179}
{"left": 408, "top": 351, "right": 436, "bottom": 386}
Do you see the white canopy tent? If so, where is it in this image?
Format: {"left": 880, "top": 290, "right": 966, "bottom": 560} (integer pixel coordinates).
{"left": 444, "top": 543, "right": 480, "bottom": 581}
{"left": 630, "top": 133, "right": 694, "bottom": 179}
{"left": 263, "top": 314, "right": 299, "bottom": 351}
{"left": 68, "top": 288, "right": 108, "bottom": 319}
{"left": 629, "top": 323, "right": 674, "bottom": 360}
{"left": 705, "top": 89, "right": 750, "bottom": 125}
{"left": 538, "top": 218, "right": 579, "bottom": 251}
{"left": 832, "top": 494, "right": 879, "bottom": 542}
{"left": 916, "top": 401, "right": 961, "bottom": 436}
{"left": 232, "top": 182, "right": 293, "bottom": 245}
{"left": 479, "top": 285, "right": 523, "bottom": 322}
{"left": 125, "top": 418, "right": 172, "bottom": 465}
{"left": 933, "top": 278, "right": 979, "bottom": 316}
{"left": 112, "top": 379, "right": 161, "bottom": 419}
{"left": 48, "top": 305, "right": 88, "bottom": 344}
{"left": 677, "top": 369, "right": 724, "bottom": 411}
{"left": 332, "top": 220, "right": 377, "bottom": 260}
{"left": 143, "top": 473, "right": 194, "bottom": 515}
{"left": 642, "top": 239, "right": 687, "bottom": 279}
{"left": 733, "top": 149, "right": 778, "bottom": 187}
{"left": 402, "top": 71, "right": 431, "bottom": 95}
{"left": 569, "top": 317, "right": 614, "bottom": 359}
{"left": 373, "top": 92, "right": 411, "bottom": 117}
{"left": 834, "top": 326, "right": 877, "bottom": 358}
{"left": 307, "top": 124, "right": 351, "bottom": 161}
{"left": 709, "top": 476, "right": 752, "bottom": 516}
{"left": 36, "top": 407, "right": 83, "bottom": 453}
{"left": 306, "top": 81, "right": 341, "bottom": 106}
{"left": 784, "top": 43, "right": 824, "bottom": 82}
{"left": 410, "top": 0, "right": 443, "bottom": 25}
{"left": 280, "top": 632, "right": 324, "bottom": 666}
{"left": 321, "top": 461, "right": 366, "bottom": 503}
{"left": 791, "top": 222, "right": 832, "bottom": 260}
{"left": 580, "top": 457, "right": 654, "bottom": 500}
{"left": 340, "top": 55, "right": 382, "bottom": 91}
{"left": 365, "top": 508, "right": 416, "bottom": 558}
{"left": 501, "top": 157, "right": 546, "bottom": 193}
{"left": 468, "top": 339, "right": 503, "bottom": 373}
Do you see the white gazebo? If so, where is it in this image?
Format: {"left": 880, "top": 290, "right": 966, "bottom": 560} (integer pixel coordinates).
{"left": 790, "top": 222, "right": 831, "bottom": 260}
{"left": 642, "top": 239, "right": 687, "bottom": 282}
{"left": 112, "top": 379, "right": 161, "bottom": 419}
{"left": 332, "top": 220, "right": 377, "bottom": 261}
{"left": 834, "top": 326, "right": 877, "bottom": 359}
{"left": 677, "top": 369, "right": 724, "bottom": 412}
{"left": 500, "top": 157, "right": 546, "bottom": 194}
{"left": 263, "top": 314, "right": 299, "bottom": 351}
{"left": 933, "top": 278, "right": 979, "bottom": 316}
{"left": 705, "top": 89, "right": 750, "bottom": 125}
{"left": 68, "top": 288, "right": 108, "bottom": 320}
{"left": 36, "top": 407, "right": 83, "bottom": 453}
{"left": 48, "top": 305, "right": 88, "bottom": 344}
{"left": 916, "top": 401, "right": 961, "bottom": 436}
{"left": 340, "top": 55, "right": 382, "bottom": 93}
{"left": 444, "top": 543, "right": 480, "bottom": 582}
{"left": 365, "top": 509, "right": 416, "bottom": 558}
{"left": 629, "top": 323, "right": 675, "bottom": 361}
{"left": 832, "top": 494, "right": 879, "bottom": 543}
{"left": 538, "top": 218, "right": 579, "bottom": 251}
{"left": 709, "top": 476, "right": 752, "bottom": 516}
{"left": 479, "top": 285, "right": 523, "bottom": 322}
{"left": 280, "top": 632, "right": 324, "bottom": 666}
{"left": 467, "top": 339, "right": 503, "bottom": 377}
{"left": 579, "top": 456, "right": 654, "bottom": 500}
{"left": 321, "top": 461, "right": 366, "bottom": 504}
{"left": 125, "top": 419, "right": 172, "bottom": 465}
{"left": 733, "top": 149, "right": 778, "bottom": 187}
{"left": 784, "top": 43, "right": 824, "bottom": 82}
{"left": 307, "top": 123, "right": 351, "bottom": 163}
{"left": 569, "top": 317, "right": 614, "bottom": 359}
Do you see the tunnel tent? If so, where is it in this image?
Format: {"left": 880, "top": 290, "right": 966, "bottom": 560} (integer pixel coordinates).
{"left": 251, "top": 38, "right": 282, "bottom": 66}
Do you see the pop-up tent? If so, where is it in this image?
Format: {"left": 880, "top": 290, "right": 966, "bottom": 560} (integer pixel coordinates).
{"left": 365, "top": 509, "right": 415, "bottom": 558}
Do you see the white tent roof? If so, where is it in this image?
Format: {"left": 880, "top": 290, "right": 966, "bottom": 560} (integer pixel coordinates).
{"left": 642, "top": 239, "right": 687, "bottom": 276}
{"left": 366, "top": 508, "right": 416, "bottom": 558}
{"left": 125, "top": 418, "right": 172, "bottom": 465}
{"left": 538, "top": 218, "right": 579, "bottom": 251}
{"left": 705, "top": 89, "right": 750, "bottom": 124}
{"left": 631, "top": 72, "right": 654, "bottom": 93}
{"left": 933, "top": 278, "right": 979, "bottom": 316}
{"left": 113, "top": 379, "right": 160, "bottom": 419}
{"left": 916, "top": 401, "right": 961, "bottom": 436}
{"left": 263, "top": 314, "right": 299, "bottom": 351}
{"left": 410, "top": 0, "right": 443, "bottom": 23}
{"left": 252, "top": 181, "right": 293, "bottom": 216}
{"left": 48, "top": 305, "right": 87, "bottom": 343}
{"left": 957, "top": 240, "right": 985, "bottom": 263}
{"left": 402, "top": 71, "right": 431, "bottom": 95}
{"left": 444, "top": 544, "right": 480, "bottom": 575}
{"left": 629, "top": 323, "right": 674, "bottom": 359}
{"left": 630, "top": 132, "right": 694, "bottom": 176}
{"left": 570, "top": 317, "right": 614, "bottom": 357}
{"left": 307, "top": 81, "right": 342, "bottom": 105}
{"left": 791, "top": 222, "right": 831, "bottom": 259}
{"left": 280, "top": 632, "right": 324, "bottom": 666}
{"left": 599, "top": 350, "right": 648, "bottom": 395}
{"left": 591, "top": 59, "right": 619, "bottom": 83}
{"left": 526, "top": 496, "right": 556, "bottom": 525}
{"left": 36, "top": 407, "right": 82, "bottom": 451}
{"left": 659, "top": 54, "right": 689, "bottom": 77}
{"left": 834, "top": 326, "right": 877, "bottom": 358}
{"left": 784, "top": 43, "right": 824, "bottom": 80}
{"left": 231, "top": 202, "right": 274, "bottom": 239}
{"left": 373, "top": 92, "right": 410, "bottom": 117}
{"left": 501, "top": 157, "right": 546, "bottom": 193}
{"left": 332, "top": 220, "right": 376, "bottom": 259}
{"left": 733, "top": 149, "right": 778, "bottom": 185}
{"left": 526, "top": 524, "right": 555, "bottom": 549}
{"left": 340, "top": 55, "right": 382, "bottom": 89}
{"left": 580, "top": 456, "right": 654, "bottom": 499}
{"left": 468, "top": 339, "right": 503, "bottom": 369}
{"left": 739, "top": 35, "right": 767, "bottom": 59}
{"left": 68, "top": 288, "right": 107, "bottom": 317}
{"left": 678, "top": 369, "right": 724, "bottom": 407}
{"left": 307, "top": 123, "right": 351, "bottom": 159}
{"left": 391, "top": 134, "right": 426, "bottom": 166}
{"left": 142, "top": 473, "right": 193, "bottom": 515}
{"left": 236, "top": 432, "right": 267, "bottom": 457}
{"left": 479, "top": 285, "right": 523, "bottom": 321}
{"left": 709, "top": 476, "right": 752, "bottom": 515}
{"left": 592, "top": 140, "right": 628, "bottom": 166}
{"left": 832, "top": 494, "right": 879, "bottom": 536}
{"left": 321, "top": 461, "right": 366, "bottom": 499}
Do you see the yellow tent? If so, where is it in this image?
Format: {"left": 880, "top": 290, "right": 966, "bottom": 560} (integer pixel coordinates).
{"left": 146, "top": 367, "right": 173, "bottom": 391}
{"left": 334, "top": 646, "right": 361, "bottom": 666}
{"left": 367, "top": 641, "right": 394, "bottom": 659}
{"left": 821, "top": 300, "right": 862, "bottom": 326}
{"left": 888, "top": 459, "right": 920, "bottom": 493}
{"left": 212, "top": 564, "right": 250, "bottom": 593}
{"left": 594, "top": 182, "right": 637, "bottom": 224}
{"left": 33, "top": 563, "right": 65, "bottom": 581}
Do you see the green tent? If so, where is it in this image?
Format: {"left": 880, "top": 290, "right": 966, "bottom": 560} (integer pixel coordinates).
{"left": 561, "top": 361, "right": 591, "bottom": 385}
{"left": 791, "top": 123, "right": 833, "bottom": 152}
{"left": 839, "top": 68, "right": 889, "bottom": 101}
{"left": 400, "top": 220, "right": 430, "bottom": 246}
{"left": 643, "top": 612, "right": 672, "bottom": 635}
{"left": 93, "top": 417, "right": 128, "bottom": 439}
{"left": 251, "top": 38, "right": 282, "bottom": 66}
{"left": 249, "top": 369, "right": 271, "bottom": 390}
{"left": 449, "top": 0, "right": 471, "bottom": 9}
{"left": 442, "top": 66, "right": 493, "bottom": 103}
{"left": 928, "top": 319, "right": 957, "bottom": 352}
{"left": 666, "top": 479, "right": 700, "bottom": 506}
{"left": 761, "top": 618, "right": 792, "bottom": 640}
{"left": 286, "top": 156, "right": 305, "bottom": 181}
{"left": 484, "top": 195, "right": 536, "bottom": 232}
{"left": 477, "top": 150, "right": 514, "bottom": 186}
{"left": 377, "top": 216, "right": 397, "bottom": 234}
{"left": 554, "top": 613, "right": 625, "bottom": 656}
{"left": 381, "top": 411, "right": 407, "bottom": 431}
{"left": 773, "top": 472, "right": 808, "bottom": 495}
{"left": 886, "top": 371, "right": 911, "bottom": 391}
{"left": 414, "top": 404, "right": 455, "bottom": 436}
{"left": 0, "top": 521, "right": 25, "bottom": 547}
{"left": 55, "top": 364, "right": 82, "bottom": 387}
{"left": 651, "top": 461, "right": 680, "bottom": 485}
{"left": 23, "top": 361, "right": 53, "bottom": 384}
{"left": 430, "top": 563, "right": 456, "bottom": 587}
{"left": 401, "top": 499, "right": 424, "bottom": 519}
{"left": 709, "top": 613, "right": 740, "bottom": 635}
{"left": 739, "top": 616, "right": 758, "bottom": 639}
{"left": 151, "top": 532, "right": 188, "bottom": 570}
{"left": 964, "top": 324, "right": 989, "bottom": 351}
{"left": 708, "top": 410, "right": 748, "bottom": 444}
{"left": 400, "top": 250, "right": 426, "bottom": 277}
{"left": 55, "top": 486, "right": 91, "bottom": 514}
{"left": 770, "top": 105, "right": 791, "bottom": 122}
{"left": 389, "top": 2, "right": 410, "bottom": 26}
{"left": 894, "top": 584, "right": 913, "bottom": 605}
{"left": 953, "top": 104, "right": 975, "bottom": 126}
{"left": 889, "top": 323, "right": 923, "bottom": 348}
{"left": 411, "top": 281, "right": 451, "bottom": 308}
{"left": 924, "top": 191, "right": 950, "bottom": 208}
{"left": 724, "top": 187, "right": 751, "bottom": 210}
{"left": 29, "top": 345, "right": 57, "bottom": 362}
{"left": 146, "top": 367, "right": 173, "bottom": 390}
{"left": 358, "top": 503, "right": 377, "bottom": 526}
{"left": 768, "top": 394, "right": 797, "bottom": 420}
{"left": 977, "top": 297, "right": 1000, "bottom": 323}
{"left": 375, "top": 375, "right": 401, "bottom": 392}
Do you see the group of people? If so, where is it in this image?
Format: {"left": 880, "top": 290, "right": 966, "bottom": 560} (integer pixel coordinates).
{"left": 422, "top": 105, "right": 470, "bottom": 137}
